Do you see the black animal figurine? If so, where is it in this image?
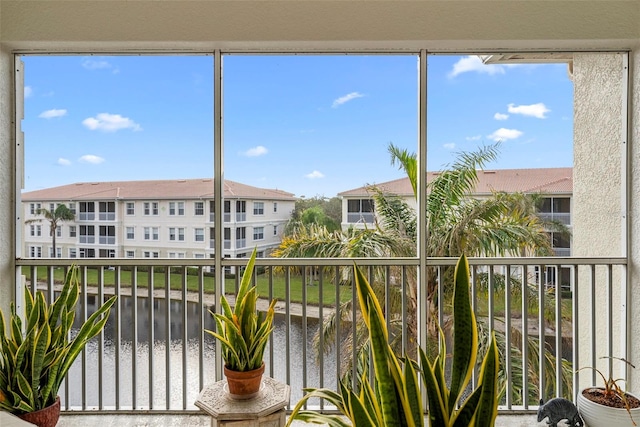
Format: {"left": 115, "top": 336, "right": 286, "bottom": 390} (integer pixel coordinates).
{"left": 537, "top": 398, "right": 584, "bottom": 427}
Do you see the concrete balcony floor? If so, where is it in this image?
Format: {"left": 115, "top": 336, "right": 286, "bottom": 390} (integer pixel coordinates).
{"left": 56, "top": 413, "right": 543, "bottom": 426}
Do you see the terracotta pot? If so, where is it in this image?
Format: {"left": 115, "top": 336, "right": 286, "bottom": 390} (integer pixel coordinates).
{"left": 224, "top": 363, "right": 265, "bottom": 399}
{"left": 577, "top": 387, "right": 640, "bottom": 427}
{"left": 18, "top": 396, "right": 61, "bottom": 427}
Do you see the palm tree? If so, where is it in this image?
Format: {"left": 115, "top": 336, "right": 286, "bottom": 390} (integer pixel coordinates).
{"left": 26, "top": 204, "right": 75, "bottom": 258}
{"left": 275, "top": 143, "right": 569, "bottom": 400}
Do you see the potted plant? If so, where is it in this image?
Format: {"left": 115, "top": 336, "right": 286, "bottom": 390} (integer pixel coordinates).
{"left": 577, "top": 357, "right": 640, "bottom": 427}
{"left": 206, "top": 248, "right": 277, "bottom": 399}
{"left": 286, "top": 254, "right": 500, "bottom": 426}
{"left": 0, "top": 265, "right": 116, "bottom": 427}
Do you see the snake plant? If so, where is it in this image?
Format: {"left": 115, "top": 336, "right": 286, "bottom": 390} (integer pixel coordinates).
{"left": 206, "top": 248, "right": 277, "bottom": 372}
{"left": 286, "top": 254, "right": 499, "bottom": 427}
{"left": 0, "top": 265, "right": 116, "bottom": 414}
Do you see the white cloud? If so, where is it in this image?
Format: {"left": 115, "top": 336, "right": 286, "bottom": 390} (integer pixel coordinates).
{"left": 494, "top": 112, "right": 509, "bottom": 121}
{"left": 466, "top": 135, "right": 482, "bottom": 141}
{"left": 332, "top": 92, "right": 364, "bottom": 108}
{"left": 507, "top": 103, "right": 550, "bottom": 119}
{"left": 79, "top": 155, "right": 105, "bottom": 164}
{"left": 305, "top": 170, "right": 325, "bottom": 179}
{"left": 39, "top": 109, "right": 67, "bottom": 119}
{"left": 443, "top": 143, "right": 456, "bottom": 150}
{"left": 82, "top": 113, "right": 142, "bottom": 132}
{"left": 24, "top": 86, "right": 33, "bottom": 98}
{"left": 57, "top": 158, "right": 71, "bottom": 166}
{"left": 82, "top": 58, "right": 110, "bottom": 69}
{"left": 448, "top": 56, "right": 522, "bottom": 78}
{"left": 488, "top": 128, "right": 523, "bottom": 141}
{"left": 242, "top": 146, "right": 268, "bottom": 157}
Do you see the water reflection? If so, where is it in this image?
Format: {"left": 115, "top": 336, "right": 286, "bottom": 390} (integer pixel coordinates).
{"left": 61, "top": 294, "right": 337, "bottom": 410}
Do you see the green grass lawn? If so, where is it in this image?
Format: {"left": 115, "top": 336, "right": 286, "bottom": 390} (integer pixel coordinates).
{"left": 21, "top": 266, "right": 352, "bottom": 306}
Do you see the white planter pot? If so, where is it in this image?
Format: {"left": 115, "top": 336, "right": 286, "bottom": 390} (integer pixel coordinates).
{"left": 577, "top": 388, "right": 640, "bottom": 427}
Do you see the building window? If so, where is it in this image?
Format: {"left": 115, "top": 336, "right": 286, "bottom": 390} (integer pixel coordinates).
{"left": 126, "top": 227, "right": 135, "bottom": 240}
{"left": 144, "top": 202, "right": 159, "bottom": 215}
{"left": 273, "top": 225, "right": 278, "bottom": 236}
{"left": 253, "top": 202, "right": 264, "bottom": 215}
{"left": 169, "top": 201, "right": 185, "bottom": 216}
{"left": 224, "top": 200, "right": 231, "bottom": 222}
{"left": 253, "top": 226, "right": 264, "bottom": 240}
{"left": 224, "top": 227, "right": 231, "bottom": 249}
{"left": 209, "top": 200, "right": 215, "bottom": 222}
{"left": 195, "top": 228, "right": 204, "bottom": 242}
{"left": 29, "top": 246, "right": 42, "bottom": 258}
{"left": 99, "top": 201, "right": 116, "bottom": 220}
{"left": 69, "top": 248, "right": 77, "bottom": 258}
{"left": 99, "top": 249, "right": 116, "bottom": 258}
{"left": 68, "top": 202, "right": 76, "bottom": 214}
{"left": 144, "top": 227, "right": 158, "bottom": 240}
{"left": 236, "top": 201, "right": 246, "bottom": 222}
{"left": 273, "top": 202, "right": 278, "bottom": 212}
{"left": 30, "top": 225, "right": 42, "bottom": 237}
{"left": 126, "top": 202, "right": 135, "bottom": 215}
{"left": 56, "top": 226, "right": 62, "bottom": 237}
{"left": 49, "top": 247, "right": 62, "bottom": 258}
{"left": 194, "top": 253, "right": 205, "bottom": 259}
{"left": 168, "top": 227, "right": 184, "bottom": 241}
{"left": 126, "top": 250, "right": 135, "bottom": 258}
{"left": 168, "top": 252, "right": 185, "bottom": 258}
{"left": 99, "top": 225, "right": 116, "bottom": 244}
{"left": 29, "top": 203, "right": 41, "bottom": 214}
{"left": 195, "top": 201, "right": 204, "bottom": 216}
{"left": 69, "top": 225, "right": 76, "bottom": 238}
{"left": 79, "top": 248, "right": 96, "bottom": 258}
{"left": 79, "top": 225, "right": 95, "bottom": 244}
{"left": 236, "top": 227, "right": 246, "bottom": 248}
{"left": 347, "top": 199, "right": 375, "bottom": 223}
{"left": 79, "top": 201, "right": 95, "bottom": 220}
{"left": 49, "top": 203, "right": 55, "bottom": 212}
{"left": 144, "top": 251, "right": 159, "bottom": 258}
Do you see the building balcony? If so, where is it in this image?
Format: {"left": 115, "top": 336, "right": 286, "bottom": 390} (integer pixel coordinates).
{"left": 15, "top": 255, "right": 626, "bottom": 422}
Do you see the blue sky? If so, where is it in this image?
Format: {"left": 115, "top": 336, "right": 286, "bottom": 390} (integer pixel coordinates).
{"left": 22, "top": 54, "right": 573, "bottom": 197}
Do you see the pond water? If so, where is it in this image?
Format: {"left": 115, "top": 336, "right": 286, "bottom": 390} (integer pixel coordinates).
{"left": 60, "top": 293, "right": 338, "bottom": 410}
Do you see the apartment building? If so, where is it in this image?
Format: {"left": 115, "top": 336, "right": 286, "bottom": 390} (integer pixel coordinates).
{"left": 338, "top": 167, "right": 573, "bottom": 257}
{"left": 21, "top": 178, "right": 296, "bottom": 259}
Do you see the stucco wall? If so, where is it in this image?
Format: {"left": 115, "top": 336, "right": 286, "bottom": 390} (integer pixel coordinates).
{"left": 0, "top": 46, "right": 15, "bottom": 320}
{"left": 629, "top": 48, "right": 640, "bottom": 391}
{"left": 573, "top": 52, "right": 635, "bottom": 389}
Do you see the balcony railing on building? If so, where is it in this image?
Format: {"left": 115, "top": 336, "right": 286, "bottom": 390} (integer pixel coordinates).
{"left": 346, "top": 212, "right": 375, "bottom": 223}
{"left": 15, "top": 255, "right": 627, "bottom": 416}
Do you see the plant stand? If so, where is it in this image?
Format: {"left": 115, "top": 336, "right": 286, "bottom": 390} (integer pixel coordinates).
{"left": 195, "top": 376, "right": 290, "bottom": 427}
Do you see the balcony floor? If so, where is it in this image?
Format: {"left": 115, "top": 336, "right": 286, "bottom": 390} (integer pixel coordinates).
{"left": 54, "top": 413, "right": 542, "bottom": 426}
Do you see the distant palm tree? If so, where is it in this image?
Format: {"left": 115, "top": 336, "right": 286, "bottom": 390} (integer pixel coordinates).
{"left": 26, "top": 205, "right": 75, "bottom": 258}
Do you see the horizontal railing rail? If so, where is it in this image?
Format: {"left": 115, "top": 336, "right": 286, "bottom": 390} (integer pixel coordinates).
{"left": 13, "top": 256, "right": 627, "bottom": 415}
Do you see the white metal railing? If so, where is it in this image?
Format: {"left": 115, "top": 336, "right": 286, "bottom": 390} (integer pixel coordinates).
{"left": 14, "top": 256, "right": 627, "bottom": 415}
{"left": 538, "top": 212, "right": 571, "bottom": 225}
{"left": 346, "top": 212, "right": 375, "bottom": 223}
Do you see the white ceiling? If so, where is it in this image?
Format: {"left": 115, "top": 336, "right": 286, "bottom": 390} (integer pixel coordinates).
{"left": 1, "top": 1, "right": 639, "bottom": 53}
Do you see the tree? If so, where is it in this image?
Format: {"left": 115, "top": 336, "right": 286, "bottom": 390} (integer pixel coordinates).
{"left": 285, "top": 196, "right": 341, "bottom": 234}
{"left": 26, "top": 204, "right": 75, "bottom": 258}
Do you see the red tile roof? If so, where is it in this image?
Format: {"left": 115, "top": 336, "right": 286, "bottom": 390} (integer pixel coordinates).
{"left": 21, "top": 179, "right": 296, "bottom": 201}
{"left": 338, "top": 167, "right": 573, "bottom": 197}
